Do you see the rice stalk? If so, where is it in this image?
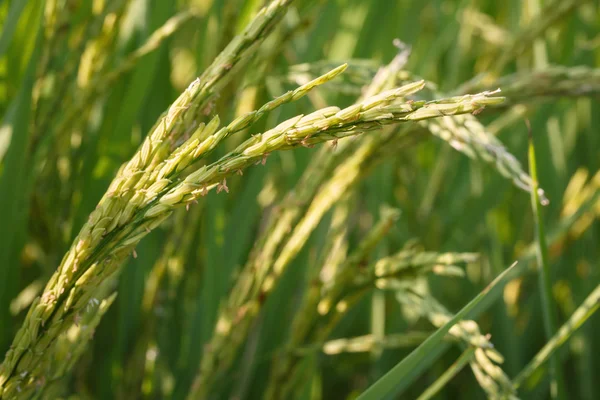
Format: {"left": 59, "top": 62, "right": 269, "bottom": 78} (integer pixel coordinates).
{"left": 458, "top": 66, "right": 600, "bottom": 104}
{"left": 188, "top": 83, "right": 503, "bottom": 397}
{"left": 33, "top": 0, "right": 132, "bottom": 149}
{"left": 416, "top": 347, "right": 476, "bottom": 400}
{"left": 190, "top": 53, "right": 412, "bottom": 393}
{"left": 296, "top": 331, "right": 438, "bottom": 356}
{"left": 191, "top": 46, "right": 530, "bottom": 396}
{"left": 282, "top": 60, "right": 380, "bottom": 96}
{"left": 30, "top": 0, "right": 135, "bottom": 267}
{"left": 266, "top": 244, "right": 479, "bottom": 398}
{"left": 356, "top": 262, "right": 519, "bottom": 400}
{"left": 288, "top": 61, "right": 600, "bottom": 108}
{"left": 426, "top": 113, "right": 548, "bottom": 202}
{"left": 33, "top": 294, "right": 117, "bottom": 399}
{"left": 394, "top": 288, "right": 515, "bottom": 399}
{"left": 1, "top": 1, "right": 599, "bottom": 399}
{"left": 527, "top": 122, "right": 564, "bottom": 399}
{"left": 281, "top": 62, "right": 550, "bottom": 201}
{"left": 0, "top": 71, "right": 504, "bottom": 400}
{"left": 0, "top": 1, "right": 298, "bottom": 396}
{"left": 400, "top": 179, "right": 600, "bottom": 393}
{"left": 513, "top": 283, "right": 600, "bottom": 391}
{"left": 44, "top": 10, "right": 197, "bottom": 162}
{"left": 264, "top": 206, "right": 400, "bottom": 399}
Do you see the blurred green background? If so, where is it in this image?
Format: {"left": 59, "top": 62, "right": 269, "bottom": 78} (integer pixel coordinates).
{"left": 1, "top": 0, "right": 599, "bottom": 399}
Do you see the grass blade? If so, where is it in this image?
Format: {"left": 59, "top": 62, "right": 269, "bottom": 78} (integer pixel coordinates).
{"left": 0, "top": 0, "right": 27, "bottom": 58}
{"left": 0, "top": 33, "right": 41, "bottom": 353}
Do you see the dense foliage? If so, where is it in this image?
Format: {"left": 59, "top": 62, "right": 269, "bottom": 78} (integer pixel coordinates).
{"left": 0, "top": 0, "right": 599, "bottom": 399}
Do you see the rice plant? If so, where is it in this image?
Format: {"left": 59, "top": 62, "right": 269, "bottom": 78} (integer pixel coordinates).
{"left": 1, "top": 0, "right": 599, "bottom": 399}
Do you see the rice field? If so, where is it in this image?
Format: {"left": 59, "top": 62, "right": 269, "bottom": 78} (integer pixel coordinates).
{"left": 0, "top": 0, "right": 599, "bottom": 399}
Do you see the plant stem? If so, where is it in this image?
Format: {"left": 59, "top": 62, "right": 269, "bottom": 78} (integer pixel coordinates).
{"left": 514, "top": 283, "right": 600, "bottom": 390}
{"left": 416, "top": 347, "right": 476, "bottom": 400}
{"left": 527, "top": 121, "right": 564, "bottom": 399}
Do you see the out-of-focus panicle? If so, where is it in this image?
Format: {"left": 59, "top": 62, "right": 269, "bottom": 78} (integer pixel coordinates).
{"left": 458, "top": 66, "right": 600, "bottom": 104}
